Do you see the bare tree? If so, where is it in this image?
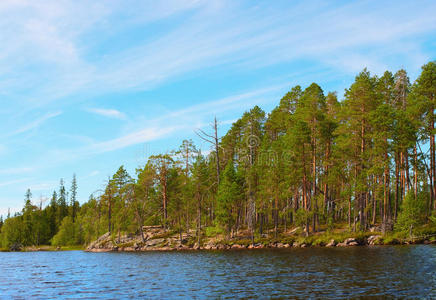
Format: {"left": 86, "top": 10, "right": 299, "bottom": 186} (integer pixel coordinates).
{"left": 195, "top": 116, "right": 221, "bottom": 185}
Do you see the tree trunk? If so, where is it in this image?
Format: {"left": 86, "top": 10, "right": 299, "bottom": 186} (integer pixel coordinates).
{"left": 414, "top": 145, "right": 418, "bottom": 199}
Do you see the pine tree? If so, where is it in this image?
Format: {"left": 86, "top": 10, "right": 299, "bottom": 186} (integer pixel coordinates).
{"left": 70, "top": 174, "right": 78, "bottom": 222}
{"left": 216, "top": 161, "right": 243, "bottom": 236}
{"left": 413, "top": 62, "right": 436, "bottom": 213}
{"left": 57, "top": 179, "right": 68, "bottom": 227}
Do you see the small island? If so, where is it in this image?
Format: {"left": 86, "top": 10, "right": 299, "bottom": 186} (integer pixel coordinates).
{"left": 1, "top": 64, "right": 436, "bottom": 252}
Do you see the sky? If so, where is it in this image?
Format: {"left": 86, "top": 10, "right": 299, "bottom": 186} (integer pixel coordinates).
{"left": 1, "top": 0, "right": 436, "bottom": 216}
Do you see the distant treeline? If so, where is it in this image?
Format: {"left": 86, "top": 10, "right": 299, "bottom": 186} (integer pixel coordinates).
{"left": 1, "top": 62, "right": 436, "bottom": 248}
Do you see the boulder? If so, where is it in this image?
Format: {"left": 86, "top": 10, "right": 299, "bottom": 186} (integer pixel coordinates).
{"left": 344, "top": 238, "right": 358, "bottom": 244}
{"left": 367, "top": 235, "right": 381, "bottom": 245}
{"left": 326, "top": 239, "right": 336, "bottom": 247}
{"left": 145, "top": 238, "right": 165, "bottom": 247}
{"left": 337, "top": 238, "right": 359, "bottom": 247}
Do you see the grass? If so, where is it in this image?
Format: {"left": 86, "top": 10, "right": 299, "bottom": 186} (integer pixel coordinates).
{"left": 205, "top": 226, "right": 224, "bottom": 237}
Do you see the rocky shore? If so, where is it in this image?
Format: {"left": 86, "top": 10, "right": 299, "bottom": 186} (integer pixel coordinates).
{"left": 85, "top": 226, "right": 436, "bottom": 252}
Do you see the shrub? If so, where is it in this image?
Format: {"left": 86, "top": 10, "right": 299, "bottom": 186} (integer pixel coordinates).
{"left": 51, "top": 216, "right": 83, "bottom": 246}
{"left": 395, "top": 191, "right": 428, "bottom": 233}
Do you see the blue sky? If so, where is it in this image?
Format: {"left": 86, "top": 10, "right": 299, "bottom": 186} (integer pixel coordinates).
{"left": 1, "top": 0, "right": 436, "bottom": 215}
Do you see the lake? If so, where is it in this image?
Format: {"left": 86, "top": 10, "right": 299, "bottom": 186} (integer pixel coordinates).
{"left": 0, "top": 246, "right": 435, "bottom": 299}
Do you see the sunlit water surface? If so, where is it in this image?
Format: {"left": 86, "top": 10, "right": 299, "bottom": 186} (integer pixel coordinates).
{"left": 0, "top": 246, "right": 435, "bottom": 299}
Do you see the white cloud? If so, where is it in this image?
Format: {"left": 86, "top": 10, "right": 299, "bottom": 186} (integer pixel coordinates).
{"left": 86, "top": 108, "right": 126, "bottom": 119}
{"left": 87, "top": 126, "right": 177, "bottom": 154}
{"left": 83, "top": 84, "right": 286, "bottom": 155}
{"left": 28, "top": 181, "right": 57, "bottom": 191}
{"left": 0, "top": 178, "right": 29, "bottom": 188}
{"left": 0, "top": 167, "right": 33, "bottom": 175}
{"left": 0, "top": 0, "right": 435, "bottom": 108}
{"left": 9, "top": 111, "right": 62, "bottom": 136}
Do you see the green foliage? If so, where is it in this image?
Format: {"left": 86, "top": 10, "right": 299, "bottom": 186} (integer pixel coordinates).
{"left": 395, "top": 191, "right": 428, "bottom": 233}
{"left": 1, "top": 216, "right": 24, "bottom": 248}
{"left": 205, "top": 226, "right": 224, "bottom": 237}
{"left": 216, "top": 161, "right": 243, "bottom": 234}
{"left": 51, "top": 216, "right": 83, "bottom": 246}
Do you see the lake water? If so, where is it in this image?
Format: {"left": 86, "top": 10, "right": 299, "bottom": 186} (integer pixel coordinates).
{"left": 0, "top": 246, "right": 435, "bottom": 299}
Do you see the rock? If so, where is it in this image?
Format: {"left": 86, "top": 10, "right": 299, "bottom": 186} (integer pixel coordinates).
{"left": 300, "top": 243, "right": 307, "bottom": 248}
{"left": 326, "top": 239, "right": 336, "bottom": 247}
{"left": 367, "top": 235, "right": 381, "bottom": 245}
{"left": 283, "top": 243, "right": 291, "bottom": 248}
{"left": 276, "top": 243, "right": 285, "bottom": 248}
{"left": 231, "top": 244, "right": 244, "bottom": 249}
{"left": 344, "top": 238, "right": 358, "bottom": 244}
{"left": 145, "top": 238, "right": 165, "bottom": 247}
{"left": 337, "top": 238, "right": 359, "bottom": 247}
{"left": 289, "top": 227, "right": 299, "bottom": 235}
{"left": 89, "top": 248, "right": 112, "bottom": 253}
{"left": 204, "top": 244, "right": 213, "bottom": 250}
{"left": 9, "top": 243, "right": 22, "bottom": 252}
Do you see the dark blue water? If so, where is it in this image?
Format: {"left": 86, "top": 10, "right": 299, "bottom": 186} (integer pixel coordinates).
{"left": 0, "top": 246, "right": 435, "bottom": 299}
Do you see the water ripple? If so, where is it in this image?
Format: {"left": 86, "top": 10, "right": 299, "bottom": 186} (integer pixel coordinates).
{"left": 0, "top": 246, "right": 435, "bottom": 298}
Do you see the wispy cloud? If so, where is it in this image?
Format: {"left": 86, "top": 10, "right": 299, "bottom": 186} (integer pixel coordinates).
{"left": 81, "top": 170, "right": 99, "bottom": 180}
{"left": 87, "top": 127, "right": 177, "bottom": 154}
{"left": 29, "top": 181, "right": 58, "bottom": 191}
{"left": 1, "top": 0, "right": 435, "bottom": 107}
{"left": 86, "top": 108, "right": 126, "bottom": 119}
{"left": 8, "top": 111, "right": 62, "bottom": 136}
{"left": 0, "top": 167, "right": 34, "bottom": 175}
{"left": 0, "top": 178, "right": 29, "bottom": 188}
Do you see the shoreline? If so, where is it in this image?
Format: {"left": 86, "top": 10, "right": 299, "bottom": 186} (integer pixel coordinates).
{"left": 84, "top": 241, "right": 436, "bottom": 253}
{"left": 1, "top": 240, "right": 434, "bottom": 253}
{"left": 84, "top": 228, "right": 436, "bottom": 253}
